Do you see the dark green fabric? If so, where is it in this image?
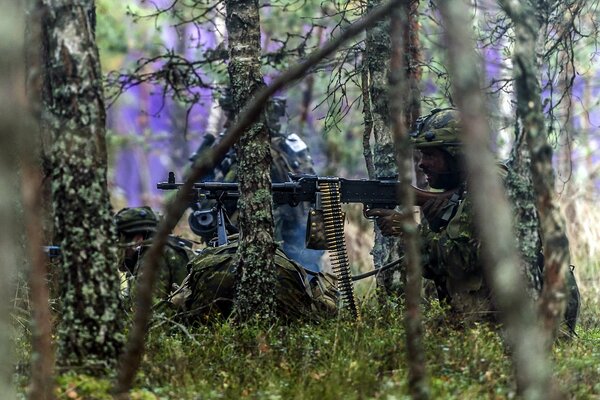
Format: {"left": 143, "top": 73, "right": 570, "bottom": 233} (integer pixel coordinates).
{"left": 420, "top": 193, "right": 493, "bottom": 320}
{"left": 420, "top": 166, "right": 580, "bottom": 332}
{"left": 120, "top": 236, "right": 191, "bottom": 303}
{"left": 114, "top": 206, "right": 158, "bottom": 234}
{"left": 176, "top": 241, "right": 337, "bottom": 323}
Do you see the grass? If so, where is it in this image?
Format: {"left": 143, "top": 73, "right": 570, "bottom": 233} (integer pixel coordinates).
{"left": 16, "top": 283, "right": 595, "bottom": 400}
{"left": 14, "top": 198, "right": 600, "bottom": 399}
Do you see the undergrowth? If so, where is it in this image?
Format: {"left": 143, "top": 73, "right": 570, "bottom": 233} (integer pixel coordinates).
{"left": 15, "top": 284, "right": 599, "bottom": 400}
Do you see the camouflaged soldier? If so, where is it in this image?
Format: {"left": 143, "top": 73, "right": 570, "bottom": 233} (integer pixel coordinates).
{"left": 188, "top": 93, "right": 323, "bottom": 271}
{"left": 115, "top": 206, "right": 192, "bottom": 301}
{"left": 171, "top": 237, "right": 338, "bottom": 323}
{"left": 367, "top": 108, "right": 580, "bottom": 333}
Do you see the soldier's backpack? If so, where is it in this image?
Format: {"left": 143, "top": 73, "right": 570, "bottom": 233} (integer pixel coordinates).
{"left": 174, "top": 239, "right": 338, "bottom": 323}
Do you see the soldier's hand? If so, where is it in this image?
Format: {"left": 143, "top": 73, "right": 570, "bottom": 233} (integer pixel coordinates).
{"left": 364, "top": 208, "right": 410, "bottom": 236}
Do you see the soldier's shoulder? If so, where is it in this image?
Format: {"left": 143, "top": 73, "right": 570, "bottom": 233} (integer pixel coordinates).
{"left": 165, "top": 236, "right": 196, "bottom": 261}
{"left": 272, "top": 133, "right": 315, "bottom": 174}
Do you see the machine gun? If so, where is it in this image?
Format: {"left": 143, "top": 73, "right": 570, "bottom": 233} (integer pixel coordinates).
{"left": 158, "top": 172, "right": 447, "bottom": 214}
{"left": 158, "top": 172, "right": 450, "bottom": 320}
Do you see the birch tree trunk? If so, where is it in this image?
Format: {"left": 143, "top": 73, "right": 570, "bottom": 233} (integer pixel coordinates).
{"left": 500, "top": 0, "right": 571, "bottom": 344}
{"left": 389, "top": 3, "right": 428, "bottom": 398}
{"left": 42, "top": 0, "right": 125, "bottom": 372}
{"left": 226, "top": 0, "right": 278, "bottom": 321}
{"left": 363, "top": 0, "right": 404, "bottom": 297}
{"left": 439, "top": 0, "right": 558, "bottom": 398}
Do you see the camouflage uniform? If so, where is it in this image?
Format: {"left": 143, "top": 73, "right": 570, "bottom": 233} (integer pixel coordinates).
{"left": 412, "top": 108, "right": 580, "bottom": 330}
{"left": 188, "top": 95, "right": 323, "bottom": 271}
{"left": 115, "top": 206, "right": 192, "bottom": 301}
{"left": 172, "top": 237, "right": 338, "bottom": 323}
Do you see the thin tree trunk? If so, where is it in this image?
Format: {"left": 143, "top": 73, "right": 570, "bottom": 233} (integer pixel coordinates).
{"left": 439, "top": 1, "right": 557, "bottom": 399}
{"left": 403, "top": 0, "right": 421, "bottom": 128}
{"left": 23, "top": 166, "right": 55, "bottom": 400}
{"left": 226, "top": 0, "right": 278, "bottom": 321}
{"left": 113, "top": 3, "right": 401, "bottom": 395}
{"left": 500, "top": 0, "right": 571, "bottom": 345}
{"left": 42, "top": 0, "right": 125, "bottom": 372}
{"left": 389, "top": 2, "right": 428, "bottom": 398}
{"left": 363, "top": 0, "right": 404, "bottom": 297}
{"left": 0, "top": 2, "right": 25, "bottom": 397}
{"left": 26, "top": 0, "right": 55, "bottom": 244}
{"left": 24, "top": 3, "right": 56, "bottom": 398}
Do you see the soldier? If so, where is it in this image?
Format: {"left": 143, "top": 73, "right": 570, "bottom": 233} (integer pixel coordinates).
{"left": 187, "top": 92, "right": 324, "bottom": 271}
{"left": 366, "top": 108, "right": 580, "bottom": 333}
{"left": 114, "top": 206, "right": 192, "bottom": 301}
{"left": 171, "top": 236, "right": 338, "bottom": 323}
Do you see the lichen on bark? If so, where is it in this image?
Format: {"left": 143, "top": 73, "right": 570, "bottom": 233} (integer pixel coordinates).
{"left": 363, "top": 0, "right": 405, "bottom": 296}
{"left": 42, "top": 0, "right": 125, "bottom": 372}
{"left": 226, "top": 0, "right": 277, "bottom": 321}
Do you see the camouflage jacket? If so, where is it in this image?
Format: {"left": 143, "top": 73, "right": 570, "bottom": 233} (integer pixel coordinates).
{"left": 421, "top": 166, "right": 580, "bottom": 332}
{"left": 120, "top": 236, "right": 192, "bottom": 302}
{"left": 420, "top": 189, "right": 493, "bottom": 319}
{"left": 172, "top": 239, "right": 337, "bottom": 323}
{"left": 420, "top": 165, "right": 507, "bottom": 319}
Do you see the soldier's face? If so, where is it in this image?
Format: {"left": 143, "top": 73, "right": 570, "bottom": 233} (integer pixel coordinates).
{"left": 417, "top": 148, "right": 455, "bottom": 189}
{"left": 124, "top": 233, "right": 146, "bottom": 259}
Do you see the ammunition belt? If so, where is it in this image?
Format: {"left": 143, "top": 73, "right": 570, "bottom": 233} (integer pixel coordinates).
{"left": 318, "top": 179, "right": 360, "bottom": 320}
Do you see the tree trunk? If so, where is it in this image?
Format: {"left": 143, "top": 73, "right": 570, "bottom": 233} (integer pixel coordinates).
{"left": 226, "top": 0, "right": 278, "bottom": 321}
{"left": 439, "top": 0, "right": 558, "bottom": 398}
{"left": 24, "top": 3, "right": 57, "bottom": 399}
{"left": 501, "top": 0, "right": 571, "bottom": 345}
{"left": 363, "top": 0, "right": 404, "bottom": 297}
{"left": 42, "top": 0, "right": 125, "bottom": 372}
{"left": 389, "top": 3, "right": 428, "bottom": 399}
{"left": 0, "top": 2, "right": 25, "bottom": 398}
{"left": 26, "top": 0, "right": 55, "bottom": 244}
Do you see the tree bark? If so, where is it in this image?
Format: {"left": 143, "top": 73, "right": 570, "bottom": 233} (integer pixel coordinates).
{"left": 42, "top": 0, "right": 125, "bottom": 372}
{"left": 23, "top": 1, "right": 57, "bottom": 399}
{"left": 389, "top": 3, "right": 428, "bottom": 399}
{"left": 500, "top": 0, "right": 571, "bottom": 345}
{"left": 439, "top": 1, "right": 557, "bottom": 399}
{"left": 23, "top": 165, "right": 56, "bottom": 400}
{"left": 225, "top": 0, "right": 278, "bottom": 321}
{"left": 363, "top": 0, "right": 404, "bottom": 297}
{"left": 26, "top": 0, "right": 55, "bottom": 244}
{"left": 0, "top": 2, "right": 25, "bottom": 398}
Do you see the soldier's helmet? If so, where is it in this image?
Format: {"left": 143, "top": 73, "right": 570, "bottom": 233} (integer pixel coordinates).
{"left": 114, "top": 206, "right": 159, "bottom": 235}
{"left": 217, "top": 88, "right": 286, "bottom": 132}
{"left": 411, "top": 108, "right": 462, "bottom": 157}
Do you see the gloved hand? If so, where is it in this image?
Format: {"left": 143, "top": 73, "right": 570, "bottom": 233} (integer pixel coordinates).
{"left": 364, "top": 208, "right": 410, "bottom": 236}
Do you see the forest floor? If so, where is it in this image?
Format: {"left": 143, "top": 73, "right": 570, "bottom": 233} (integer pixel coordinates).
{"left": 14, "top": 264, "right": 600, "bottom": 400}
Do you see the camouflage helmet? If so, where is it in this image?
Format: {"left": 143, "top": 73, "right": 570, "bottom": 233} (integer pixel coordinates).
{"left": 114, "top": 206, "right": 158, "bottom": 235}
{"left": 218, "top": 88, "right": 286, "bottom": 129}
{"left": 411, "top": 108, "right": 462, "bottom": 154}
